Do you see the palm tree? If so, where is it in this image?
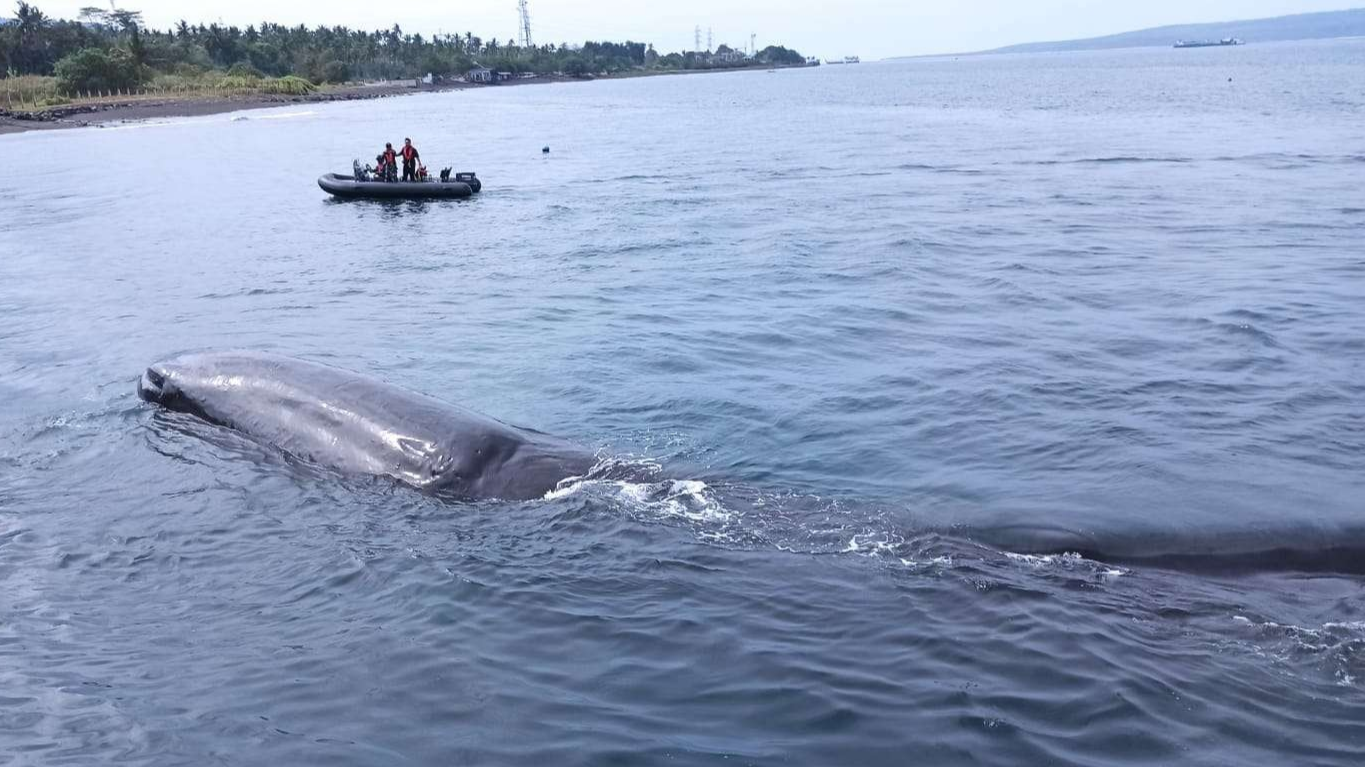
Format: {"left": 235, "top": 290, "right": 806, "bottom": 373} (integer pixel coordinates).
{"left": 77, "top": 6, "right": 109, "bottom": 26}
{"left": 14, "top": 1, "right": 46, "bottom": 32}
{"left": 13, "top": 1, "right": 49, "bottom": 73}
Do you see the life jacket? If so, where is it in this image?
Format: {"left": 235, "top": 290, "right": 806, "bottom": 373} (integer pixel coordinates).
{"left": 401, "top": 145, "right": 418, "bottom": 162}
{"left": 382, "top": 149, "right": 397, "bottom": 166}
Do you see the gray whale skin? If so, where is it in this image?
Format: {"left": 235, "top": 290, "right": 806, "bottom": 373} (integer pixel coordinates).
{"left": 138, "top": 351, "right": 596, "bottom": 500}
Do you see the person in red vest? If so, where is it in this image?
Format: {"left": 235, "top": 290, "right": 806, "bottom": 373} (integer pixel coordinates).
{"left": 400, "top": 138, "right": 421, "bottom": 182}
{"left": 379, "top": 142, "right": 399, "bottom": 181}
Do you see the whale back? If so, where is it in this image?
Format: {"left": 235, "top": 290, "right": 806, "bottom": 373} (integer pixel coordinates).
{"left": 138, "top": 351, "right": 593, "bottom": 500}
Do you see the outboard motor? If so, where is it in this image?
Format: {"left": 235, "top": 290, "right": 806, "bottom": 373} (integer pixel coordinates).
{"left": 352, "top": 159, "right": 370, "bottom": 182}
{"left": 454, "top": 171, "right": 481, "bottom": 193}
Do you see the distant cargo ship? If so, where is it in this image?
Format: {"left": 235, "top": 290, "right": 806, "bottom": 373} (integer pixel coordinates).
{"left": 1174, "top": 37, "right": 1245, "bottom": 49}
{"left": 825, "top": 56, "right": 862, "bottom": 65}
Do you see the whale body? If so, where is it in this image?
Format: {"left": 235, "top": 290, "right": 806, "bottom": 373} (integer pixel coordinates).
{"left": 137, "top": 351, "right": 597, "bottom": 500}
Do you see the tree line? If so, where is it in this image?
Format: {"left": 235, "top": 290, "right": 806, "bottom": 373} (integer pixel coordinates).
{"left": 1, "top": 2, "right": 808, "bottom": 94}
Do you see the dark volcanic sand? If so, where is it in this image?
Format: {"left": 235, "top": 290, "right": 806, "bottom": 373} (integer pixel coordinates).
{"left": 0, "top": 77, "right": 579, "bottom": 134}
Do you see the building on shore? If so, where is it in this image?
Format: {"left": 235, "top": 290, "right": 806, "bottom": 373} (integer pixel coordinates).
{"left": 711, "top": 46, "right": 746, "bottom": 64}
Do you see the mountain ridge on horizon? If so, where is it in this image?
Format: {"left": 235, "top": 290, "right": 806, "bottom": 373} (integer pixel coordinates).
{"left": 893, "top": 7, "right": 1365, "bottom": 58}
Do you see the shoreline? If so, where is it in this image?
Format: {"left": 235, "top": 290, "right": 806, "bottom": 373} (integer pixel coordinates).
{"left": 0, "top": 66, "right": 803, "bottom": 136}
{"left": 0, "top": 77, "right": 544, "bottom": 135}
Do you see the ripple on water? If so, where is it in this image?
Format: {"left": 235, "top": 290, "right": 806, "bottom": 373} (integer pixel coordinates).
{"left": 3, "top": 41, "right": 1365, "bottom": 766}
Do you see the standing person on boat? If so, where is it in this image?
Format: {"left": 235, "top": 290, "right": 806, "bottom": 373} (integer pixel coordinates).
{"left": 379, "top": 143, "right": 398, "bottom": 182}
{"left": 401, "top": 138, "right": 421, "bottom": 182}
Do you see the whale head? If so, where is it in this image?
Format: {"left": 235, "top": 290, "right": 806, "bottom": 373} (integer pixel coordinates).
{"left": 136, "top": 351, "right": 599, "bottom": 500}
{"left": 137, "top": 364, "right": 172, "bottom": 404}
{"left": 137, "top": 355, "right": 216, "bottom": 420}
{"left": 138, "top": 358, "right": 199, "bottom": 408}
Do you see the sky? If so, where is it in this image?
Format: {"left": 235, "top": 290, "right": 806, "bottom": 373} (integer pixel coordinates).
{"left": 29, "top": 1, "right": 1362, "bottom": 59}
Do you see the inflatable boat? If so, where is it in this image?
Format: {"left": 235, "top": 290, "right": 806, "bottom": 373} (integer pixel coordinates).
{"left": 318, "top": 171, "right": 481, "bottom": 200}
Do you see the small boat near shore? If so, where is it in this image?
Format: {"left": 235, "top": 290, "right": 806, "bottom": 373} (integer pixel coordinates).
{"left": 318, "top": 171, "right": 481, "bottom": 200}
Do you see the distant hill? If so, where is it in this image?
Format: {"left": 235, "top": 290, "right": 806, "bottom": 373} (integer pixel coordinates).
{"left": 910, "top": 7, "right": 1365, "bottom": 56}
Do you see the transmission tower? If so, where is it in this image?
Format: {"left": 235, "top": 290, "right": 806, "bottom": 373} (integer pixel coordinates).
{"left": 518, "top": 0, "right": 533, "bottom": 48}
{"left": 694, "top": 26, "right": 701, "bottom": 53}
{"left": 707, "top": 27, "right": 713, "bottom": 52}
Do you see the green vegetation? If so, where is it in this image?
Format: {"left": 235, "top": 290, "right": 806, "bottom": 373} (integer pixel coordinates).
{"left": 657, "top": 45, "right": 807, "bottom": 70}
{"left": 0, "top": 72, "right": 63, "bottom": 107}
{"left": 53, "top": 46, "right": 141, "bottom": 93}
{"left": 1, "top": 1, "right": 808, "bottom": 109}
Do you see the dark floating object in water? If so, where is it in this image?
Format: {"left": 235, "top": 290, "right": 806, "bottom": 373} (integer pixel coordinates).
{"left": 542, "top": 146, "right": 550, "bottom": 154}
{"left": 318, "top": 172, "right": 481, "bottom": 200}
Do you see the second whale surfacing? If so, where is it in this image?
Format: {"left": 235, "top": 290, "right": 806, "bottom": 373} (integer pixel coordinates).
{"left": 137, "top": 351, "right": 599, "bottom": 500}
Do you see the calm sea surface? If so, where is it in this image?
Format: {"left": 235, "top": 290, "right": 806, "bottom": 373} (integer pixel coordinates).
{"left": 2, "top": 39, "right": 1364, "bottom": 765}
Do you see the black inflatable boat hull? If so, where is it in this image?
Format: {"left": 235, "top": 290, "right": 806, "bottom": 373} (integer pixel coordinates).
{"left": 318, "top": 174, "right": 477, "bottom": 200}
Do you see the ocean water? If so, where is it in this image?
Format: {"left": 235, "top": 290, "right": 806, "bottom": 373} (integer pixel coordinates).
{"left": 2, "top": 38, "right": 1364, "bottom": 765}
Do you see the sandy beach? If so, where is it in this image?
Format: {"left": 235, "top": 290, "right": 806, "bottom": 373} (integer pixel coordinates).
{"left": 0, "top": 76, "right": 574, "bottom": 135}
